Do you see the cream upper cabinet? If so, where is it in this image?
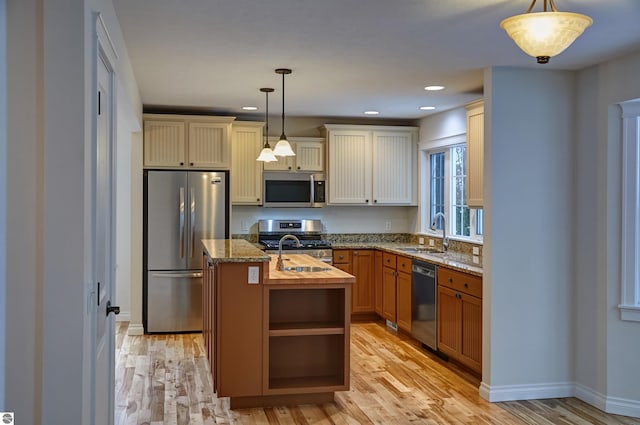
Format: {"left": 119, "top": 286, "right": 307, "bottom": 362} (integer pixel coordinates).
{"left": 231, "top": 122, "right": 263, "bottom": 205}
{"left": 143, "top": 114, "right": 234, "bottom": 169}
{"left": 144, "top": 120, "right": 186, "bottom": 168}
{"left": 466, "top": 101, "right": 484, "bottom": 208}
{"left": 263, "top": 138, "right": 324, "bottom": 172}
{"left": 325, "top": 125, "right": 417, "bottom": 205}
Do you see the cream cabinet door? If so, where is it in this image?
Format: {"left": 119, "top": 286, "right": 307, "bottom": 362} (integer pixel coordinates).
{"left": 144, "top": 120, "right": 186, "bottom": 167}
{"left": 328, "top": 130, "right": 372, "bottom": 205}
{"left": 187, "top": 122, "right": 230, "bottom": 169}
{"left": 231, "top": 124, "right": 263, "bottom": 205}
{"left": 294, "top": 141, "right": 324, "bottom": 172}
{"left": 466, "top": 102, "right": 484, "bottom": 207}
{"left": 371, "top": 131, "right": 415, "bottom": 204}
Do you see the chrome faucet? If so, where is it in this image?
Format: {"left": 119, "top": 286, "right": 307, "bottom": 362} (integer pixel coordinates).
{"left": 431, "top": 212, "right": 449, "bottom": 251}
{"left": 276, "top": 234, "right": 300, "bottom": 270}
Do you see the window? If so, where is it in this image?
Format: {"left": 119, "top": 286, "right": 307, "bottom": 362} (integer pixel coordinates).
{"left": 424, "top": 143, "right": 482, "bottom": 241}
{"left": 619, "top": 100, "right": 640, "bottom": 322}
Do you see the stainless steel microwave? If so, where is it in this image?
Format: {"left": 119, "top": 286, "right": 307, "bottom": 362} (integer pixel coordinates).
{"left": 263, "top": 172, "right": 326, "bottom": 208}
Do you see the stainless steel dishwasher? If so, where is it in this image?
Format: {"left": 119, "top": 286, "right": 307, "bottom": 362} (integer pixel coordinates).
{"left": 412, "top": 260, "right": 437, "bottom": 351}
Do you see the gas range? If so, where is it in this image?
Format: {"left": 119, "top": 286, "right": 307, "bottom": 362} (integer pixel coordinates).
{"left": 258, "top": 219, "right": 332, "bottom": 263}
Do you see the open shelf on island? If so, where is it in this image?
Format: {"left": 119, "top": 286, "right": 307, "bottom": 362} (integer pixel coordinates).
{"left": 269, "top": 288, "right": 345, "bottom": 329}
{"left": 268, "top": 334, "right": 346, "bottom": 391}
{"left": 269, "top": 322, "right": 345, "bottom": 337}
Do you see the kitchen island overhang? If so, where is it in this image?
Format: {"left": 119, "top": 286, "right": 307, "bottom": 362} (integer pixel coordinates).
{"left": 201, "top": 239, "right": 354, "bottom": 409}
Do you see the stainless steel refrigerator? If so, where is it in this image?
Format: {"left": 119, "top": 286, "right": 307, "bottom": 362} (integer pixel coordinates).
{"left": 144, "top": 170, "right": 229, "bottom": 333}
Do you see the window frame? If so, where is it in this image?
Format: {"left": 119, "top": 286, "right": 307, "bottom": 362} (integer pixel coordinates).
{"left": 418, "top": 134, "right": 483, "bottom": 243}
{"left": 619, "top": 100, "right": 640, "bottom": 322}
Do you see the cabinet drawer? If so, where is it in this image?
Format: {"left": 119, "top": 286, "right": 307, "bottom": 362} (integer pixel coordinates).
{"left": 438, "top": 267, "right": 482, "bottom": 298}
{"left": 382, "top": 252, "right": 397, "bottom": 268}
{"left": 397, "top": 256, "right": 412, "bottom": 274}
{"left": 333, "top": 249, "right": 351, "bottom": 264}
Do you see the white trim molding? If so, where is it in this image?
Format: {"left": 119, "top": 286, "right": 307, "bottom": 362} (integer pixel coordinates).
{"left": 127, "top": 323, "right": 144, "bottom": 336}
{"left": 479, "top": 381, "right": 573, "bottom": 402}
{"left": 619, "top": 100, "right": 640, "bottom": 322}
{"left": 480, "top": 381, "right": 640, "bottom": 418}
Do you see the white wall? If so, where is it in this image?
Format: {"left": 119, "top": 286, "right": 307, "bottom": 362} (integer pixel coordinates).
{"left": 417, "top": 106, "right": 468, "bottom": 143}
{"left": 482, "top": 67, "right": 575, "bottom": 398}
{"left": 4, "top": 0, "right": 141, "bottom": 422}
{"left": 574, "top": 49, "right": 640, "bottom": 415}
{"left": 231, "top": 205, "right": 416, "bottom": 235}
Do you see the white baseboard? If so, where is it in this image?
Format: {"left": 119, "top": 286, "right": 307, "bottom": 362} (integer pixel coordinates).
{"left": 115, "top": 311, "right": 130, "bottom": 322}
{"left": 481, "top": 381, "right": 640, "bottom": 419}
{"left": 127, "top": 322, "right": 144, "bottom": 336}
{"left": 479, "top": 381, "right": 573, "bottom": 402}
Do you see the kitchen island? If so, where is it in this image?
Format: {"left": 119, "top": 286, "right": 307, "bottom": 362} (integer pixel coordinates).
{"left": 201, "top": 239, "right": 354, "bottom": 409}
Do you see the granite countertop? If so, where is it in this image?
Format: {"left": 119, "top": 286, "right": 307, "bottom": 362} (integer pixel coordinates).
{"left": 265, "top": 254, "right": 355, "bottom": 286}
{"left": 201, "top": 239, "right": 270, "bottom": 264}
{"left": 332, "top": 242, "right": 483, "bottom": 276}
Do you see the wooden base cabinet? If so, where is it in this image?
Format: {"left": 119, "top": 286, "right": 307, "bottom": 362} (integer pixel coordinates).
{"left": 437, "top": 267, "right": 482, "bottom": 374}
{"left": 380, "top": 253, "right": 412, "bottom": 333}
{"left": 333, "top": 249, "right": 374, "bottom": 315}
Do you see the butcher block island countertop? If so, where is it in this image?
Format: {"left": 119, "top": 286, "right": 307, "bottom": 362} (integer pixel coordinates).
{"left": 201, "top": 239, "right": 354, "bottom": 409}
{"left": 266, "top": 253, "right": 356, "bottom": 285}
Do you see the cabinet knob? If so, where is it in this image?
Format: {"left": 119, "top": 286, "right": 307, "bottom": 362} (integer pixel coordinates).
{"left": 354, "top": 251, "right": 358, "bottom": 256}
{"left": 374, "top": 199, "right": 377, "bottom": 203}
{"left": 464, "top": 283, "right": 469, "bottom": 288}
{"left": 257, "top": 198, "right": 260, "bottom": 201}
{"left": 297, "top": 166, "right": 301, "bottom": 170}
{"left": 339, "top": 255, "right": 344, "bottom": 260}
{"left": 180, "top": 162, "right": 184, "bottom": 166}
{"left": 449, "top": 278, "right": 453, "bottom": 283}
{"left": 190, "top": 162, "right": 194, "bottom": 166}
{"left": 365, "top": 199, "right": 369, "bottom": 203}
{"left": 288, "top": 166, "right": 292, "bottom": 170}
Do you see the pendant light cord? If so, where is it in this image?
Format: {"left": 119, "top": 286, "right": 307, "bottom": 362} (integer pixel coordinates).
{"left": 280, "top": 71, "right": 286, "bottom": 139}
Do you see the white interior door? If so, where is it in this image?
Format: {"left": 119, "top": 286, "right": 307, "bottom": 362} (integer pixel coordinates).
{"left": 95, "top": 53, "right": 117, "bottom": 425}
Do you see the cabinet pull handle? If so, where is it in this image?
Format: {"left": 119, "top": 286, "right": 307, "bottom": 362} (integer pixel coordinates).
{"left": 354, "top": 251, "right": 358, "bottom": 255}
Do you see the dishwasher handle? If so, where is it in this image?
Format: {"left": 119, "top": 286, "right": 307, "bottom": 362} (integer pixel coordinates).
{"left": 412, "top": 264, "right": 436, "bottom": 278}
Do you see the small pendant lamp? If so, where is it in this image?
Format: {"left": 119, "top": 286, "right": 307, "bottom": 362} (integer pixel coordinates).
{"left": 256, "top": 88, "right": 277, "bottom": 162}
{"left": 500, "top": 0, "right": 592, "bottom": 64}
{"left": 272, "top": 68, "right": 296, "bottom": 157}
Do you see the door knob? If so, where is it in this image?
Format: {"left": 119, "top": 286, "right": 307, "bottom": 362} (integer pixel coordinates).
{"left": 106, "top": 301, "right": 120, "bottom": 317}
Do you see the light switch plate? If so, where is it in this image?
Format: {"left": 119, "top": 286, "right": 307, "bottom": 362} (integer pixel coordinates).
{"left": 429, "top": 239, "right": 435, "bottom": 247}
{"left": 473, "top": 246, "right": 480, "bottom": 255}
{"left": 418, "top": 237, "right": 425, "bottom": 245}
{"left": 247, "top": 266, "right": 259, "bottom": 284}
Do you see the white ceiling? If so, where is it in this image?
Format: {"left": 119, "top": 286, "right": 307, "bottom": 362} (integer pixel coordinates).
{"left": 112, "top": 0, "right": 640, "bottom": 120}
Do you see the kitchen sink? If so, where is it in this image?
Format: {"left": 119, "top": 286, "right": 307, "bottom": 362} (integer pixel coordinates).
{"left": 398, "top": 247, "right": 445, "bottom": 254}
{"left": 281, "top": 265, "right": 332, "bottom": 273}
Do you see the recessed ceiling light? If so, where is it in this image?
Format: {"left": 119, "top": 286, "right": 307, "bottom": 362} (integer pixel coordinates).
{"left": 364, "top": 110, "right": 379, "bottom": 115}
{"left": 419, "top": 106, "right": 436, "bottom": 111}
{"left": 242, "top": 106, "right": 258, "bottom": 111}
{"left": 424, "top": 85, "right": 445, "bottom": 91}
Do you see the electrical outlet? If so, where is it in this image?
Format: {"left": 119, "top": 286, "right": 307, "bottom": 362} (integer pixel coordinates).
{"left": 247, "top": 266, "right": 259, "bottom": 284}
{"left": 240, "top": 220, "right": 249, "bottom": 232}
{"left": 429, "top": 239, "right": 435, "bottom": 247}
{"left": 418, "top": 237, "right": 425, "bottom": 245}
{"left": 473, "top": 246, "right": 480, "bottom": 255}
{"left": 385, "top": 221, "right": 392, "bottom": 231}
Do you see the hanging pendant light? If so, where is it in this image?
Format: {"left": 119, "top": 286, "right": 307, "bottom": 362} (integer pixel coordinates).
{"left": 272, "top": 68, "right": 296, "bottom": 157}
{"left": 256, "top": 88, "right": 277, "bottom": 162}
{"left": 500, "top": 0, "right": 592, "bottom": 64}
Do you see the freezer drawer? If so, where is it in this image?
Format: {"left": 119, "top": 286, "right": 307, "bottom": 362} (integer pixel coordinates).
{"left": 147, "top": 271, "right": 203, "bottom": 333}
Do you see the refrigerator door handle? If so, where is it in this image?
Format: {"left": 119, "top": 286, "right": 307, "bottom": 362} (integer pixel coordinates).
{"left": 190, "top": 187, "right": 196, "bottom": 258}
{"left": 151, "top": 272, "right": 203, "bottom": 279}
{"left": 179, "top": 187, "right": 185, "bottom": 258}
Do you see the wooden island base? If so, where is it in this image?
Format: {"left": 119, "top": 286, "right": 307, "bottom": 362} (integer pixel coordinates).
{"left": 201, "top": 240, "right": 355, "bottom": 410}
{"left": 230, "top": 392, "right": 334, "bottom": 409}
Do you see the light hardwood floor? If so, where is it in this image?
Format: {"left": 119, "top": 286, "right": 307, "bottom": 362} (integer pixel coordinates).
{"left": 115, "top": 321, "right": 639, "bottom": 425}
